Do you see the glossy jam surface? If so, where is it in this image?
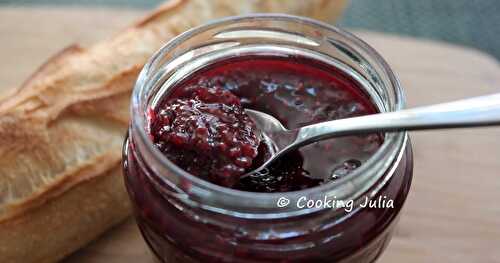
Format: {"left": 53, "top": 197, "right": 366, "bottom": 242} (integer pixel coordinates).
{"left": 149, "top": 57, "right": 383, "bottom": 192}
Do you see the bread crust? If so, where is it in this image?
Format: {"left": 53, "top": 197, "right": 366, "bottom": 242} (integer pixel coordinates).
{"left": 0, "top": 1, "right": 347, "bottom": 262}
{"left": 0, "top": 166, "right": 129, "bottom": 263}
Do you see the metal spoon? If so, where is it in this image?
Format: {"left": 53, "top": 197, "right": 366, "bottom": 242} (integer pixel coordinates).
{"left": 244, "top": 93, "right": 500, "bottom": 175}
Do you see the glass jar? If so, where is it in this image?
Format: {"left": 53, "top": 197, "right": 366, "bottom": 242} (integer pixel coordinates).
{"left": 123, "top": 14, "right": 413, "bottom": 263}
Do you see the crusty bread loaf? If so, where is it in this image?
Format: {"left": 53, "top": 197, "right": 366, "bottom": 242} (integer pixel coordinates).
{"left": 0, "top": 1, "right": 348, "bottom": 262}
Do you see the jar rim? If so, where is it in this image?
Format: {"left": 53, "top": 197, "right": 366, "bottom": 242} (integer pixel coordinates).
{"left": 130, "top": 14, "right": 407, "bottom": 219}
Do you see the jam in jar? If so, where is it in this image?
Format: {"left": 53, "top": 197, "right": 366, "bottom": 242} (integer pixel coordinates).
{"left": 123, "top": 15, "right": 413, "bottom": 263}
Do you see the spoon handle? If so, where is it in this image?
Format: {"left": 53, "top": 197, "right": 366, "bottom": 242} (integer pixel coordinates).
{"left": 294, "top": 93, "right": 500, "bottom": 146}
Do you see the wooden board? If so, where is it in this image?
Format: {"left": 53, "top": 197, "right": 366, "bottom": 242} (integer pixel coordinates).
{"left": 1, "top": 7, "right": 499, "bottom": 263}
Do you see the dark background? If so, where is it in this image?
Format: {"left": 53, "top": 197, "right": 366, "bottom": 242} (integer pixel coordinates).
{"left": 1, "top": 0, "right": 499, "bottom": 60}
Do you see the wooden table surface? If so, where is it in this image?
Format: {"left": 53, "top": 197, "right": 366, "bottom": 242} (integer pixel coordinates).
{"left": 1, "top": 7, "right": 499, "bottom": 263}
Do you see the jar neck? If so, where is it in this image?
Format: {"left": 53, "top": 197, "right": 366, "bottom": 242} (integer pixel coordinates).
{"left": 129, "top": 14, "right": 406, "bottom": 219}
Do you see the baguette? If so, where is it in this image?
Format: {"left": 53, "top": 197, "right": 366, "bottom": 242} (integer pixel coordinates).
{"left": 0, "top": 1, "right": 348, "bottom": 262}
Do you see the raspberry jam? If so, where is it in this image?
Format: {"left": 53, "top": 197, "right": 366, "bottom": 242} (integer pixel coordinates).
{"left": 149, "top": 84, "right": 260, "bottom": 187}
{"left": 123, "top": 14, "right": 413, "bottom": 263}
{"left": 149, "top": 58, "right": 382, "bottom": 192}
